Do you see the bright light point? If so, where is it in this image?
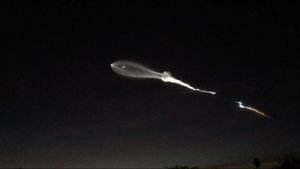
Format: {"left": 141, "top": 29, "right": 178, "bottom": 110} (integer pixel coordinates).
{"left": 122, "top": 65, "right": 126, "bottom": 69}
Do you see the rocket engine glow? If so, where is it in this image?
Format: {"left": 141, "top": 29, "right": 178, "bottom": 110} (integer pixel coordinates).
{"left": 111, "top": 60, "right": 216, "bottom": 95}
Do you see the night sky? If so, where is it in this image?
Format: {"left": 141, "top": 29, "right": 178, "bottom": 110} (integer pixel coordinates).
{"left": 1, "top": 1, "right": 299, "bottom": 168}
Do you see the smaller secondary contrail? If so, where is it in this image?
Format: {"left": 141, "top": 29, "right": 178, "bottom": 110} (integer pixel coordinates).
{"left": 111, "top": 60, "right": 216, "bottom": 95}
{"left": 236, "top": 101, "right": 271, "bottom": 118}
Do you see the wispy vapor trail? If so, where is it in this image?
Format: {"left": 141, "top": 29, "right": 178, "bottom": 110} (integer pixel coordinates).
{"left": 161, "top": 73, "right": 216, "bottom": 95}
{"left": 236, "top": 101, "right": 271, "bottom": 118}
{"left": 111, "top": 60, "right": 216, "bottom": 95}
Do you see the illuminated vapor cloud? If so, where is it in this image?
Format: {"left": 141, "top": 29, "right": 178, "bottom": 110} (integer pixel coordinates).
{"left": 236, "top": 101, "right": 271, "bottom": 118}
{"left": 111, "top": 60, "right": 216, "bottom": 95}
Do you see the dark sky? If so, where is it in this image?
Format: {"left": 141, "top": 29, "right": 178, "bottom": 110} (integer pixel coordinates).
{"left": 0, "top": 1, "right": 299, "bottom": 168}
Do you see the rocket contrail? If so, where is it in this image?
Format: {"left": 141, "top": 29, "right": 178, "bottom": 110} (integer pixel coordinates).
{"left": 161, "top": 72, "right": 215, "bottom": 94}
{"left": 236, "top": 101, "right": 271, "bottom": 118}
{"left": 111, "top": 60, "right": 216, "bottom": 95}
{"left": 110, "top": 60, "right": 271, "bottom": 119}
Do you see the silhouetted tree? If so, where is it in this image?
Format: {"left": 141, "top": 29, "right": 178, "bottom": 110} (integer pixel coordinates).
{"left": 254, "top": 158, "right": 261, "bottom": 169}
{"left": 166, "top": 165, "right": 200, "bottom": 169}
{"left": 272, "top": 152, "right": 300, "bottom": 169}
{"left": 280, "top": 155, "right": 300, "bottom": 169}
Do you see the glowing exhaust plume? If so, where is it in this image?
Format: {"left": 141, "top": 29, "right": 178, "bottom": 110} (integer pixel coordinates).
{"left": 236, "top": 101, "right": 270, "bottom": 118}
{"left": 111, "top": 60, "right": 216, "bottom": 95}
